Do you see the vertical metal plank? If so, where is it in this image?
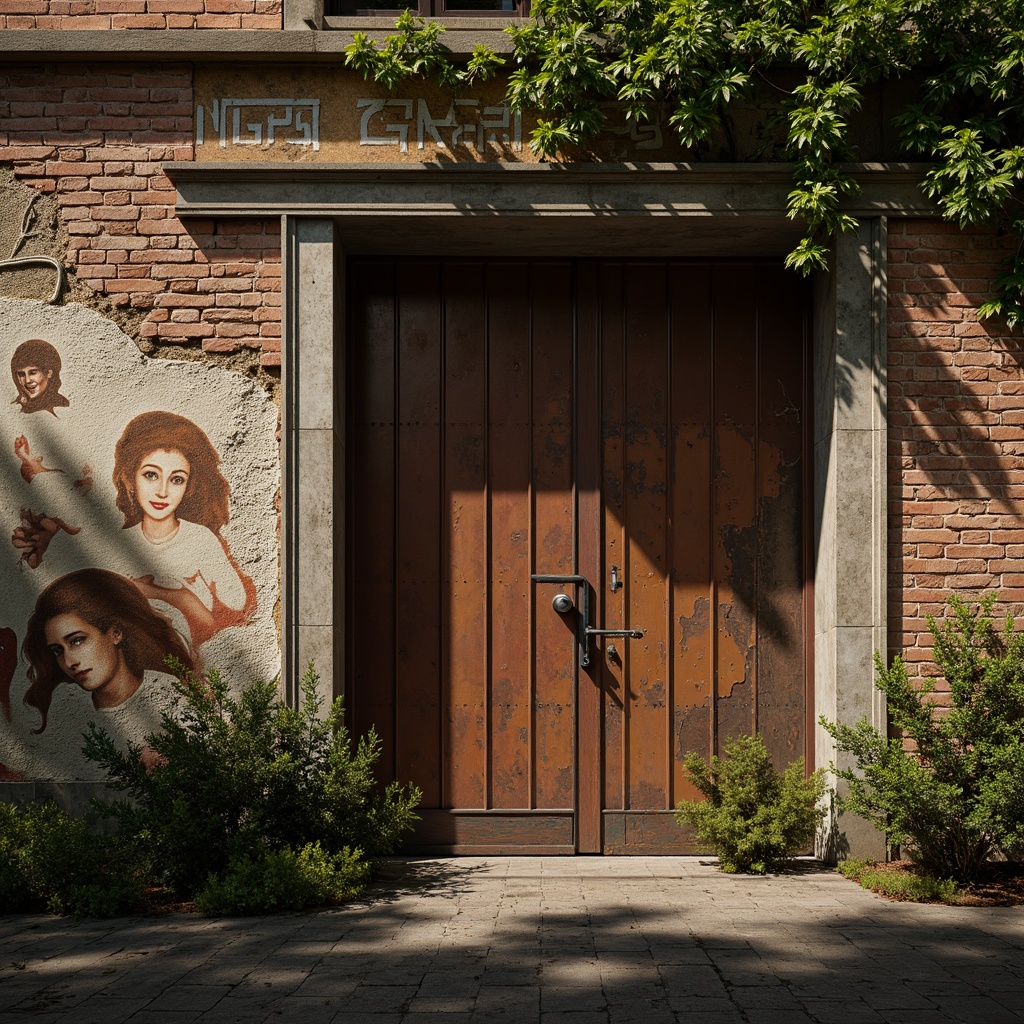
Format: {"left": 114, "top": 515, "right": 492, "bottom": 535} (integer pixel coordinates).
{"left": 487, "top": 262, "right": 533, "bottom": 809}
{"left": 575, "top": 259, "right": 603, "bottom": 852}
{"left": 531, "top": 260, "right": 576, "bottom": 812}
{"left": 623, "top": 262, "right": 670, "bottom": 809}
{"left": 599, "top": 261, "right": 626, "bottom": 814}
{"left": 347, "top": 258, "right": 397, "bottom": 783}
{"left": 755, "top": 265, "right": 808, "bottom": 768}
{"left": 444, "top": 261, "right": 489, "bottom": 809}
{"left": 712, "top": 264, "right": 759, "bottom": 752}
{"left": 394, "top": 261, "right": 443, "bottom": 806}
{"left": 668, "top": 262, "right": 715, "bottom": 803}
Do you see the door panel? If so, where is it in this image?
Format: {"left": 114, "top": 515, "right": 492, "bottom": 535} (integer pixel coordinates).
{"left": 346, "top": 258, "right": 810, "bottom": 854}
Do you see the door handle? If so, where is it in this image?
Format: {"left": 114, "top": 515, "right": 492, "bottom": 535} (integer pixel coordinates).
{"left": 531, "top": 574, "right": 644, "bottom": 666}
{"left": 531, "top": 574, "right": 590, "bottom": 667}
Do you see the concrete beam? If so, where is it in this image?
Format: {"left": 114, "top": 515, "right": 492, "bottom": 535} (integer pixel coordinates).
{"left": 0, "top": 25, "right": 514, "bottom": 61}
{"left": 165, "top": 162, "right": 938, "bottom": 219}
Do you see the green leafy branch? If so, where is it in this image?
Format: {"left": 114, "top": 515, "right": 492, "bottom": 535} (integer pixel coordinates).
{"left": 345, "top": 0, "right": 1024, "bottom": 326}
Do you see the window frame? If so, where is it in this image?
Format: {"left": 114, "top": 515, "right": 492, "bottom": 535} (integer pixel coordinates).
{"left": 325, "top": 0, "right": 527, "bottom": 17}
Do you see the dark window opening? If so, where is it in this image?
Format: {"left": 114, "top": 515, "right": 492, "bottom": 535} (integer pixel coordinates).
{"left": 327, "top": 0, "right": 526, "bottom": 15}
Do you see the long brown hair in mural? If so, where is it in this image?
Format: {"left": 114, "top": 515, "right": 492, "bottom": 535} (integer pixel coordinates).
{"left": 22, "top": 567, "right": 195, "bottom": 734}
{"left": 10, "top": 339, "right": 70, "bottom": 416}
{"left": 112, "top": 411, "right": 255, "bottom": 648}
{"left": 0, "top": 627, "right": 15, "bottom": 723}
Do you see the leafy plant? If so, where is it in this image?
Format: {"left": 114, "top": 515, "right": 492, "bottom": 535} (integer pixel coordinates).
{"left": 837, "top": 858, "right": 960, "bottom": 903}
{"left": 822, "top": 594, "right": 1024, "bottom": 883}
{"left": 0, "top": 801, "right": 142, "bottom": 917}
{"left": 194, "top": 843, "right": 369, "bottom": 916}
{"left": 345, "top": 0, "right": 1024, "bottom": 327}
{"left": 83, "top": 662, "right": 421, "bottom": 900}
{"left": 676, "top": 734, "right": 826, "bottom": 874}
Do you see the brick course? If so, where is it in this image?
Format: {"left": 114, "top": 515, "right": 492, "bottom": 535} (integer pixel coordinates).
{"left": 888, "top": 219, "right": 1024, "bottom": 678}
{"left": 0, "top": 0, "right": 282, "bottom": 29}
{"left": 0, "top": 63, "right": 282, "bottom": 366}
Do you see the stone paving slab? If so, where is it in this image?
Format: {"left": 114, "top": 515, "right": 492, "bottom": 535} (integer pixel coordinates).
{"left": 0, "top": 857, "right": 1022, "bottom": 1023}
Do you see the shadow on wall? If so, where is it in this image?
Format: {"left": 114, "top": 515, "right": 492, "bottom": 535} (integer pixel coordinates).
{"left": 886, "top": 221, "right": 1024, "bottom": 665}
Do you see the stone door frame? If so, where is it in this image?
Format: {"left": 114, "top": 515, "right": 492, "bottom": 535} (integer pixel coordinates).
{"left": 167, "top": 160, "right": 928, "bottom": 856}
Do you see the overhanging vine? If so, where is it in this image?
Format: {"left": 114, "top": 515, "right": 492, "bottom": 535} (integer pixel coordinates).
{"left": 345, "top": 1, "right": 1024, "bottom": 326}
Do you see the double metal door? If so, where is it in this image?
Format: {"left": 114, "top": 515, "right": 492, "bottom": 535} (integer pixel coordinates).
{"left": 346, "top": 258, "right": 811, "bottom": 854}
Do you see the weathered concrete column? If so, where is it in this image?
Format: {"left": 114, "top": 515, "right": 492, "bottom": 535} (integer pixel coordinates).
{"left": 283, "top": 0, "right": 324, "bottom": 29}
{"left": 282, "top": 216, "right": 343, "bottom": 708}
{"left": 814, "top": 218, "right": 889, "bottom": 861}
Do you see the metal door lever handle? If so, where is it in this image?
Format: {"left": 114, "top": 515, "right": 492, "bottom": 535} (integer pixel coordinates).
{"left": 585, "top": 627, "right": 644, "bottom": 639}
{"left": 531, "top": 573, "right": 645, "bottom": 665}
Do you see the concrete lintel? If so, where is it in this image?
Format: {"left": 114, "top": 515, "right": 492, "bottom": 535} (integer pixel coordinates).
{"left": 165, "top": 162, "right": 937, "bottom": 219}
{"left": 0, "top": 25, "right": 512, "bottom": 61}
{"left": 282, "top": 216, "right": 340, "bottom": 711}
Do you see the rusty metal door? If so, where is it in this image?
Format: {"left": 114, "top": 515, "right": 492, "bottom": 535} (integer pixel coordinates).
{"left": 346, "top": 258, "right": 811, "bottom": 854}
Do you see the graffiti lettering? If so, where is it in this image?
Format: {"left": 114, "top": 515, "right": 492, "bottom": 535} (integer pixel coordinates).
{"left": 358, "top": 97, "right": 523, "bottom": 153}
{"left": 196, "top": 98, "right": 321, "bottom": 151}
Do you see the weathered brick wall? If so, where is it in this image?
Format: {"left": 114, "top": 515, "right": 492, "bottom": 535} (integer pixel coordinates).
{"left": 0, "top": 1, "right": 282, "bottom": 29}
{"left": 888, "top": 219, "right": 1024, "bottom": 680}
{"left": 0, "top": 63, "right": 281, "bottom": 367}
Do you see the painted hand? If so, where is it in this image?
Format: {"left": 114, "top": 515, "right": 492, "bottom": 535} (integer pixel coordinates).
{"left": 74, "top": 464, "right": 93, "bottom": 496}
{"left": 11, "top": 508, "right": 80, "bottom": 569}
{"left": 14, "top": 435, "right": 64, "bottom": 484}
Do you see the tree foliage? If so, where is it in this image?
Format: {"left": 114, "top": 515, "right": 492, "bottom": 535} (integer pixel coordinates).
{"left": 822, "top": 594, "right": 1024, "bottom": 883}
{"left": 345, "top": 0, "right": 1024, "bottom": 326}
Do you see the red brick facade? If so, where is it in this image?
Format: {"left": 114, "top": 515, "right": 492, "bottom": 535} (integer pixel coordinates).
{"left": 0, "top": 2, "right": 282, "bottom": 30}
{"left": 3, "top": 61, "right": 1021, "bottom": 672}
{"left": 888, "top": 219, "right": 1024, "bottom": 678}
{"left": 0, "top": 64, "right": 282, "bottom": 365}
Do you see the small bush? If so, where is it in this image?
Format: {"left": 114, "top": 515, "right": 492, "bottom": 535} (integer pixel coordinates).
{"left": 84, "top": 663, "right": 420, "bottom": 900}
{"left": 835, "top": 857, "right": 870, "bottom": 880}
{"left": 0, "top": 804, "right": 34, "bottom": 912}
{"left": 675, "top": 734, "right": 826, "bottom": 874}
{"left": 822, "top": 594, "right": 1024, "bottom": 883}
{"left": 837, "top": 859, "right": 960, "bottom": 903}
{"left": 0, "top": 801, "right": 141, "bottom": 917}
{"left": 194, "top": 843, "right": 369, "bottom": 916}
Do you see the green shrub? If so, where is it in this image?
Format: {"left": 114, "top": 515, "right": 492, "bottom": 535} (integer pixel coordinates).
{"left": 0, "top": 803, "right": 34, "bottom": 912}
{"left": 836, "top": 859, "right": 960, "bottom": 903}
{"left": 83, "top": 663, "right": 420, "bottom": 899}
{"left": 835, "top": 857, "right": 870, "bottom": 880}
{"left": 0, "top": 801, "right": 141, "bottom": 917}
{"left": 675, "top": 734, "right": 826, "bottom": 874}
{"left": 822, "top": 594, "right": 1024, "bottom": 883}
{"left": 194, "top": 842, "right": 369, "bottom": 916}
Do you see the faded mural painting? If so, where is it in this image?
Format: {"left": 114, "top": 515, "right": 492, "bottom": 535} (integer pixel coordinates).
{"left": 0, "top": 298, "right": 279, "bottom": 781}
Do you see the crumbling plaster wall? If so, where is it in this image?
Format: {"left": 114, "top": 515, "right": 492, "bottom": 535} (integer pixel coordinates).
{"left": 0, "top": 63, "right": 281, "bottom": 405}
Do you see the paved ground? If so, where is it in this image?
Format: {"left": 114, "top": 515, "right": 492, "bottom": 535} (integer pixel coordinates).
{"left": 0, "top": 857, "right": 1022, "bottom": 1024}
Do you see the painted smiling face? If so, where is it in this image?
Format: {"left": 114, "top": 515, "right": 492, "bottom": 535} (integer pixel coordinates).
{"left": 15, "top": 365, "right": 51, "bottom": 402}
{"left": 44, "top": 613, "right": 124, "bottom": 699}
{"left": 134, "top": 449, "right": 191, "bottom": 524}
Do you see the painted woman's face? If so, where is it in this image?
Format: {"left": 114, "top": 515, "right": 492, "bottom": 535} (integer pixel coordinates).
{"left": 134, "top": 449, "right": 191, "bottom": 523}
{"left": 44, "top": 613, "right": 123, "bottom": 694}
{"left": 15, "top": 365, "right": 51, "bottom": 400}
